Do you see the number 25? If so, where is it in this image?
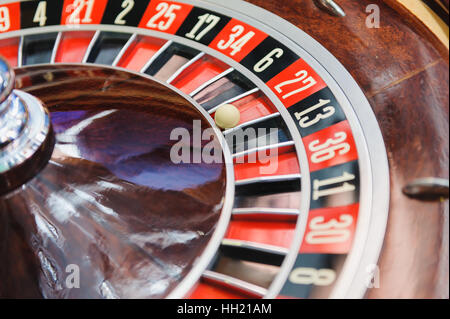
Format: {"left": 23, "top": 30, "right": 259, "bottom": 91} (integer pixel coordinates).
{"left": 147, "top": 2, "right": 181, "bottom": 31}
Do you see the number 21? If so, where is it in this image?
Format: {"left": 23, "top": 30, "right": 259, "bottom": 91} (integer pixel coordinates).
{"left": 67, "top": 0, "right": 95, "bottom": 24}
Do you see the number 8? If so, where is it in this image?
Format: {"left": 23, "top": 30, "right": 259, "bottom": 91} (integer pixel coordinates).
{"left": 289, "top": 267, "right": 336, "bottom": 286}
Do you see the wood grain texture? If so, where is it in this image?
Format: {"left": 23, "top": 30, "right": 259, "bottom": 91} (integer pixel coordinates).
{"left": 444, "top": 0, "right": 450, "bottom": 10}
{"left": 395, "top": 0, "right": 449, "bottom": 50}
{"left": 246, "top": 0, "right": 449, "bottom": 298}
{"left": 440, "top": 0, "right": 450, "bottom": 10}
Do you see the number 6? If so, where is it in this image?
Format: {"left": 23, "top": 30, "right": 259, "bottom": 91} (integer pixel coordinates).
{"left": 253, "top": 48, "right": 284, "bottom": 73}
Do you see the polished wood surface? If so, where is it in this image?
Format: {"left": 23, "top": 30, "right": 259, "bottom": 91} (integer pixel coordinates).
{"left": 444, "top": 0, "right": 449, "bottom": 10}
{"left": 0, "top": 65, "right": 226, "bottom": 298}
{"left": 247, "top": 0, "right": 449, "bottom": 298}
{"left": 396, "top": 0, "right": 449, "bottom": 49}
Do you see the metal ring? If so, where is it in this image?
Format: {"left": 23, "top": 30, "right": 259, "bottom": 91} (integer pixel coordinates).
{"left": 0, "top": 56, "right": 15, "bottom": 106}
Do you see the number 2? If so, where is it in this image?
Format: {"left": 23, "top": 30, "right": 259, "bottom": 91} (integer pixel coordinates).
{"left": 114, "top": 0, "right": 134, "bottom": 25}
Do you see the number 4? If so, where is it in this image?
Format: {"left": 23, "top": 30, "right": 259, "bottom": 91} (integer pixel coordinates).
{"left": 33, "top": 1, "right": 47, "bottom": 27}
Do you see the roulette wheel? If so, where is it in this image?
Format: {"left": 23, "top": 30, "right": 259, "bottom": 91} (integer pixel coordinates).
{"left": 0, "top": 0, "right": 448, "bottom": 299}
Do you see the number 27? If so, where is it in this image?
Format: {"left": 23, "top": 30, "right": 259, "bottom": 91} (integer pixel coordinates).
{"left": 275, "top": 70, "right": 317, "bottom": 100}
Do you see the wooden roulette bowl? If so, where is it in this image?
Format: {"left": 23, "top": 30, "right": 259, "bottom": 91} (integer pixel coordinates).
{"left": 0, "top": 0, "right": 448, "bottom": 299}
